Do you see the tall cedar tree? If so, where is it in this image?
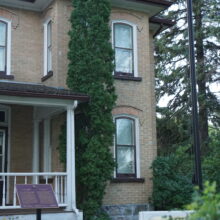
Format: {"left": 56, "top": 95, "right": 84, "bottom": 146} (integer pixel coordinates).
{"left": 156, "top": 0, "right": 220, "bottom": 154}
{"left": 67, "top": 0, "right": 116, "bottom": 219}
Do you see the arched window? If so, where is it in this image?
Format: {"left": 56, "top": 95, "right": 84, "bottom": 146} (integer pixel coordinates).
{"left": 0, "top": 21, "right": 7, "bottom": 74}
{"left": 112, "top": 21, "right": 138, "bottom": 77}
{"left": 115, "top": 116, "right": 137, "bottom": 178}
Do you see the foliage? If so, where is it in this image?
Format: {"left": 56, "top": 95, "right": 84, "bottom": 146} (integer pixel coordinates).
{"left": 157, "top": 107, "right": 191, "bottom": 155}
{"left": 151, "top": 150, "right": 193, "bottom": 210}
{"left": 155, "top": 0, "right": 220, "bottom": 154}
{"left": 187, "top": 182, "right": 220, "bottom": 220}
{"left": 58, "top": 123, "right": 66, "bottom": 165}
{"left": 67, "top": 0, "right": 117, "bottom": 219}
{"left": 203, "top": 129, "right": 220, "bottom": 192}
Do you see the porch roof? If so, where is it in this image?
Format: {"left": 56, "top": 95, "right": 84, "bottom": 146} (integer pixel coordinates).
{"left": 0, "top": 81, "right": 89, "bottom": 102}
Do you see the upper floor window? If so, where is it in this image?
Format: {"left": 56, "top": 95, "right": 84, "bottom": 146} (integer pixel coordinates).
{"left": 0, "top": 19, "right": 11, "bottom": 76}
{"left": 0, "top": 21, "right": 7, "bottom": 74}
{"left": 115, "top": 117, "right": 137, "bottom": 178}
{"left": 112, "top": 21, "right": 138, "bottom": 77}
{"left": 44, "top": 19, "right": 52, "bottom": 76}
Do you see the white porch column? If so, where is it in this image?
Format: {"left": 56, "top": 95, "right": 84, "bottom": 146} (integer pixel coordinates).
{"left": 66, "top": 101, "right": 77, "bottom": 211}
{"left": 32, "top": 117, "right": 40, "bottom": 184}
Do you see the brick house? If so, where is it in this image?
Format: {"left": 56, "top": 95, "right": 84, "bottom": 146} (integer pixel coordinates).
{"left": 0, "top": 0, "right": 173, "bottom": 219}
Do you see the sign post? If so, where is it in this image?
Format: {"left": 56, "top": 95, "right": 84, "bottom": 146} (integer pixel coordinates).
{"left": 16, "top": 184, "right": 59, "bottom": 220}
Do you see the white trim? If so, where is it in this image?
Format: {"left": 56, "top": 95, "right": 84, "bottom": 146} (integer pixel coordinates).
{"left": 113, "top": 114, "right": 141, "bottom": 178}
{"left": 112, "top": 20, "right": 138, "bottom": 77}
{"left": 0, "top": 17, "right": 11, "bottom": 76}
{"left": 66, "top": 101, "right": 78, "bottom": 211}
{"left": 43, "top": 18, "right": 52, "bottom": 76}
{"left": 0, "top": 172, "right": 67, "bottom": 176}
{"left": 0, "top": 95, "right": 76, "bottom": 107}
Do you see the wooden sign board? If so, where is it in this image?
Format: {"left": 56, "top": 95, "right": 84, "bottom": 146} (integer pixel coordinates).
{"left": 16, "top": 184, "right": 58, "bottom": 209}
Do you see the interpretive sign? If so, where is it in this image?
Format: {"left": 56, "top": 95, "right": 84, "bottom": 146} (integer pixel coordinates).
{"left": 16, "top": 184, "right": 58, "bottom": 209}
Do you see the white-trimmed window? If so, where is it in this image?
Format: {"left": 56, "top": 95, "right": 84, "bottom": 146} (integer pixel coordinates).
{"left": 112, "top": 21, "right": 138, "bottom": 77}
{"left": 0, "top": 18, "right": 11, "bottom": 76}
{"left": 114, "top": 116, "right": 140, "bottom": 178}
{"left": 44, "top": 19, "right": 52, "bottom": 76}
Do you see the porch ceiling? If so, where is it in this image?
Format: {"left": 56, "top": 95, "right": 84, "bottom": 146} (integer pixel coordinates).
{"left": 0, "top": 81, "right": 89, "bottom": 107}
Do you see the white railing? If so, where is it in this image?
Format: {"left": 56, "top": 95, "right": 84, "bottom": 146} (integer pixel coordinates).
{"left": 0, "top": 172, "right": 67, "bottom": 209}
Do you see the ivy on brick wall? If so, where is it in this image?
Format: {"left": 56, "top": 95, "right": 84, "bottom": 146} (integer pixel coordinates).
{"left": 66, "top": 0, "right": 117, "bottom": 219}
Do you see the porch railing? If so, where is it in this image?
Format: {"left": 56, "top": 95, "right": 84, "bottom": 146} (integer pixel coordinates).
{"left": 0, "top": 172, "right": 67, "bottom": 209}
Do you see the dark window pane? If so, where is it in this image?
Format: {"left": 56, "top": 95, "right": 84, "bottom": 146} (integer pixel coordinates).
{"left": 0, "top": 156, "right": 2, "bottom": 172}
{"left": 0, "top": 111, "right": 5, "bottom": 122}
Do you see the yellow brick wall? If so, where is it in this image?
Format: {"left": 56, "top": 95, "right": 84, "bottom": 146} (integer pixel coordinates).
{"left": 102, "top": 8, "right": 157, "bottom": 205}
{"left": 0, "top": 0, "right": 157, "bottom": 207}
{"left": 10, "top": 105, "right": 33, "bottom": 172}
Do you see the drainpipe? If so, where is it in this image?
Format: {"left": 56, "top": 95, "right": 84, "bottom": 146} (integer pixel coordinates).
{"left": 67, "top": 100, "right": 81, "bottom": 219}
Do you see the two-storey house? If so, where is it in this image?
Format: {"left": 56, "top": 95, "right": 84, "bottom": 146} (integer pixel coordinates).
{"left": 0, "top": 0, "right": 173, "bottom": 219}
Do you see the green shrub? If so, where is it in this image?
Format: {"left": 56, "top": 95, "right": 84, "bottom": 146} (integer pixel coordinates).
{"left": 203, "top": 130, "right": 220, "bottom": 192}
{"left": 66, "top": 0, "right": 116, "bottom": 219}
{"left": 151, "top": 151, "right": 193, "bottom": 210}
{"left": 187, "top": 182, "right": 220, "bottom": 220}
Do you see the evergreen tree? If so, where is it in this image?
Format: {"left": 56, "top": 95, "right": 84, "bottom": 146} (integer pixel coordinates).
{"left": 67, "top": 0, "right": 116, "bottom": 219}
{"left": 156, "top": 0, "right": 220, "bottom": 154}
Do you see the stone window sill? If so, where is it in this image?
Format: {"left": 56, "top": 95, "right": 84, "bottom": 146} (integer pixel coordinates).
{"left": 114, "top": 75, "right": 142, "bottom": 81}
{"left": 41, "top": 71, "right": 53, "bottom": 82}
{"left": 111, "top": 178, "right": 145, "bottom": 183}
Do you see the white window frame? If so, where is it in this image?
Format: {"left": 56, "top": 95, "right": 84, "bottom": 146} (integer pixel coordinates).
{"left": 112, "top": 20, "right": 138, "bottom": 77}
{"left": 43, "top": 19, "right": 52, "bottom": 76}
{"left": 113, "top": 114, "right": 140, "bottom": 178}
{"left": 0, "top": 17, "right": 11, "bottom": 76}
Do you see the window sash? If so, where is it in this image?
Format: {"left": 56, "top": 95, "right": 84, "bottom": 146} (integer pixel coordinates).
{"left": 47, "top": 21, "right": 52, "bottom": 73}
{"left": 115, "top": 117, "right": 136, "bottom": 178}
{"left": 0, "top": 21, "right": 7, "bottom": 74}
{"left": 113, "top": 23, "right": 134, "bottom": 75}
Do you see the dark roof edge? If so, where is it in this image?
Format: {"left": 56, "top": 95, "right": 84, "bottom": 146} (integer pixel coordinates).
{"left": 149, "top": 16, "right": 175, "bottom": 27}
{"left": 0, "top": 90, "right": 90, "bottom": 102}
{"left": 129, "top": 0, "right": 173, "bottom": 7}
{"left": 149, "top": 16, "right": 175, "bottom": 37}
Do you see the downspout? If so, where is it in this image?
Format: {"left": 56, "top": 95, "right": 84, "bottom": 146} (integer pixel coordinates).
{"left": 72, "top": 100, "right": 81, "bottom": 220}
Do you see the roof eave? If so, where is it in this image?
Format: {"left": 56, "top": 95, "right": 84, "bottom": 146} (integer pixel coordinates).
{"left": 149, "top": 16, "right": 175, "bottom": 37}
{"left": 111, "top": 0, "right": 174, "bottom": 17}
